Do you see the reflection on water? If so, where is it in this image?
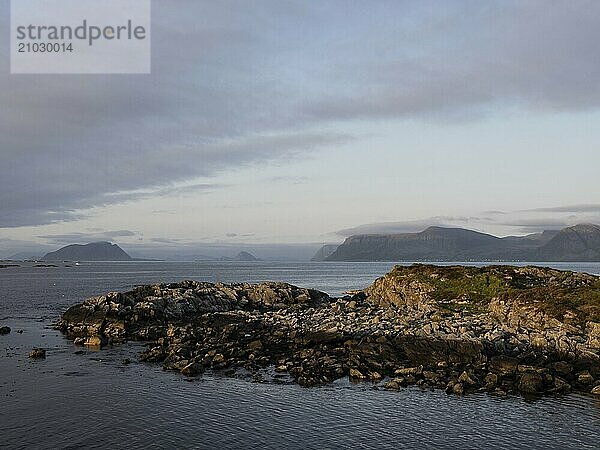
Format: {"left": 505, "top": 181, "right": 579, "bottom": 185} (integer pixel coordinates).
{"left": 1, "top": 261, "right": 600, "bottom": 449}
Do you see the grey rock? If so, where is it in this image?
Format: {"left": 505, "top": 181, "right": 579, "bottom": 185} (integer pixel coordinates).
{"left": 519, "top": 372, "right": 544, "bottom": 395}
{"left": 28, "top": 348, "right": 46, "bottom": 359}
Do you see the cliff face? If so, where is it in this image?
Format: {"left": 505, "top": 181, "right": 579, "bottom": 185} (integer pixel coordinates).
{"left": 365, "top": 264, "right": 600, "bottom": 331}
{"left": 326, "top": 224, "right": 600, "bottom": 261}
{"left": 535, "top": 224, "right": 600, "bottom": 261}
{"left": 42, "top": 242, "right": 132, "bottom": 261}
{"left": 310, "top": 244, "right": 339, "bottom": 261}
{"left": 58, "top": 264, "right": 600, "bottom": 398}
{"left": 364, "top": 265, "right": 600, "bottom": 394}
{"left": 328, "top": 227, "right": 518, "bottom": 261}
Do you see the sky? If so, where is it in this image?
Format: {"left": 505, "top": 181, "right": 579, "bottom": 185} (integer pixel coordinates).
{"left": 2, "top": 0, "right": 600, "bottom": 258}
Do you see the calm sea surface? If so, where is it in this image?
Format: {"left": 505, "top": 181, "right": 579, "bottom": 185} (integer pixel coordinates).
{"left": 2, "top": 261, "right": 600, "bottom": 449}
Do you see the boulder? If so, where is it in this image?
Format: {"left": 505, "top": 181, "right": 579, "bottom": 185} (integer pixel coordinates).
{"left": 181, "top": 361, "right": 203, "bottom": 377}
{"left": 0, "top": 326, "right": 11, "bottom": 335}
{"left": 84, "top": 336, "right": 103, "bottom": 347}
{"left": 384, "top": 378, "right": 406, "bottom": 391}
{"left": 369, "top": 371, "right": 382, "bottom": 381}
{"left": 587, "top": 322, "right": 600, "bottom": 349}
{"left": 489, "top": 356, "right": 518, "bottom": 376}
{"left": 577, "top": 371, "right": 594, "bottom": 385}
{"left": 349, "top": 368, "right": 367, "bottom": 380}
{"left": 458, "top": 371, "right": 477, "bottom": 386}
{"left": 28, "top": 348, "right": 46, "bottom": 359}
{"left": 484, "top": 373, "right": 498, "bottom": 388}
{"left": 552, "top": 361, "right": 573, "bottom": 376}
{"left": 518, "top": 372, "right": 544, "bottom": 395}
{"left": 395, "top": 366, "right": 423, "bottom": 376}
{"left": 452, "top": 382, "right": 465, "bottom": 395}
{"left": 552, "top": 377, "right": 571, "bottom": 393}
{"left": 248, "top": 340, "right": 263, "bottom": 351}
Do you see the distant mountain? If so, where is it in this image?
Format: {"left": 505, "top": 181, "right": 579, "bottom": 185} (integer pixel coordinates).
{"left": 525, "top": 230, "right": 560, "bottom": 242}
{"left": 310, "top": 244, "right": 339, "bottom": 261}
{"left": 234, "top": 251, "right": 260, "bottom": 261}
{"left": 325, "top": 225, "right": 600, "bottom": 262}
{"left": 8, "top": 252, "right": 42, "bottom": 261}
{"left": 42, "top": 242, "right": 132, "bottom": 261}
{"left": 534, "top": 224, "right": 600, "bottom": 261}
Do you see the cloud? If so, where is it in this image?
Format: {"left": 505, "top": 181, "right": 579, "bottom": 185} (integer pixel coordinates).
{"left": 224, "top": 232, "right": 257, "bottom": 238}
{"left": 0, "top": 1, "right": 351, "bottom": 228}
{"left": 267, "top": 175, "right": 310, "bottom": 185}
{"left": 149, "top": 237, "right": 184, "bottom": 244}
{"left": 2, "top": 1, "right": 600, "bottom": 228}
{"left": 38, "top": 230, "right": 141, "bottom": 245}
{"left": 495, "top": 219, "right": 573, "bottom": 234}
{"left": 302, "top": 1, "right": 600, "bottom": 122}
{"left": 492, "top": 204, "right": 600, "bottom": 233}
{"left": 335, "top": 207, "right": 600, "bottom": 237}
{"left": 482, "top": 211, "right": 508, "bottom": 215}
{"left": 0, "top": 126, "right": 348, "bottom": 227}
{"left": 0, "top": 238, "right": 54, "bottom": 259}
{"left": 522, "top": 204, "right": 600, "bottom": 213}
{"left": 336, "top": 216, "right": 491, "bottom": 236}
{"left": 495, "top": 216, "right": 600, "bottom": 234}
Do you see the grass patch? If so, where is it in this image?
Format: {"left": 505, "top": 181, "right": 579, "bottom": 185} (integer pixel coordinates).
{"left": 385, "top": 264, "right": 600, "bottom": 324}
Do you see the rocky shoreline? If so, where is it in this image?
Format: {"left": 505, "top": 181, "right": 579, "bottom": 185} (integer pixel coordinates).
{"left": 56, "top": 264, "right": 600, "bottom": 398}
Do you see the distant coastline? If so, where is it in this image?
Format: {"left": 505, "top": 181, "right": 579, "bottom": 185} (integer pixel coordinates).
{"left": 322, "top": 224, "right": 600, "bottom": 262}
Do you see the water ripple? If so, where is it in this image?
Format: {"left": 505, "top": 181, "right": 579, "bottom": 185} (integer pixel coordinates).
{"left": 2, "top": 262, "right": 600, "bottom": 448}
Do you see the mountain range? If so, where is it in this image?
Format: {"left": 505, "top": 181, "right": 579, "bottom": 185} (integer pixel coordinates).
{"left": 324, "top": 224, "right": 600, "bottom": 262}
{"left": 28, "top": 224, "right": 600, "bottom": 262}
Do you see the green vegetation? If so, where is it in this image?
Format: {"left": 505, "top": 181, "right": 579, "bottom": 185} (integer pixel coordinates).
{"left": 506, "top": 284, "right": 600, "bottom": 326}
{"left": 385, "top": 264, "right": 600, "bottom": 325}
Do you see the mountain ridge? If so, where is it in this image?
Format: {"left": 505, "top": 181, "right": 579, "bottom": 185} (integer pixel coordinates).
{"left": 326, "top": 224, "right": 600, "bottom": 261}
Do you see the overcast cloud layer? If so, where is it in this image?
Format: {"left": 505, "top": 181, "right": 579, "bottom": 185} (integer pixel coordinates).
{"left": 336, "top": 207, "right": 600, "bottom": 237}
{"left": 2, "top": 1, "right": 600, "bottom": 251}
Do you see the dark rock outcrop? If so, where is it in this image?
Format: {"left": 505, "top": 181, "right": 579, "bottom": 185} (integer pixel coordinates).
{"left": 42, "top": 242, "right": 132, "bottom": 261}
{"left": 28, "top": 348, "right": 46, "bottom": 359}
{"left": 57, "top": 264, "right": 600, "bottom": 398}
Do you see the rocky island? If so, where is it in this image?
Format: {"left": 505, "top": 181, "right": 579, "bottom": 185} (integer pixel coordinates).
{"left": 42, "top": 241, "right": 132, "bottom": 261}
{"left": 57, "top": 264, "right": 600, "bottom": 398}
